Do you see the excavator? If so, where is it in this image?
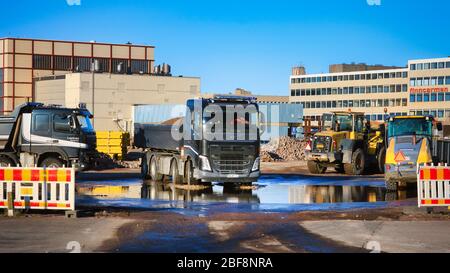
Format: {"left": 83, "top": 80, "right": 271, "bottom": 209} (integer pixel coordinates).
{"left": 305, "top": 111, "right": 385, "bottom": 175}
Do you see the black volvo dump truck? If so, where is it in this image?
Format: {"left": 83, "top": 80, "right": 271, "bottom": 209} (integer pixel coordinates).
{"left": 135, "top": 96, "right": 261, "bottom": 185}
{"left": 0, "top": 103, "right": 96, "bottom": 169}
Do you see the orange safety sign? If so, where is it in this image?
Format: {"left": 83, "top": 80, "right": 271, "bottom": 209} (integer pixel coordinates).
{"left": 394, "top": 150, "right": 406, "bottom": 162}
{"left": 0, "top": 167, "right": 75, "bottom": 211}
{"left": 417, "top": 164, "right": 450, "bottom": 207}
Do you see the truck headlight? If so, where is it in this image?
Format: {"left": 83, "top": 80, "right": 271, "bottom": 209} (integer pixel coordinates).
{"left": 199, "top": 155, "right": 212, "bottom": 172}
{"left": 252, "top": 157, "right": 260, "bottom": 172}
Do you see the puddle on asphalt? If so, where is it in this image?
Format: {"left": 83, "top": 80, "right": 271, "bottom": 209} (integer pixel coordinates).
{"left": 76, "top": 174, "right": 417, "bottom": 207}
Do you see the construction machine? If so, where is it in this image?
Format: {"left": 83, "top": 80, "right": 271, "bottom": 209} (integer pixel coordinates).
{"left": 384, "top": 115, "right": 443, "bottom": 190}
{"left": 305, "top": 111, "right": 385, "bottom": 175}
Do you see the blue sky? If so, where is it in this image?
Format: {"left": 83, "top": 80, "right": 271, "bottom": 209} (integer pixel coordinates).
{"left": 1, "top": 0, "right": 449, "bottom": 95}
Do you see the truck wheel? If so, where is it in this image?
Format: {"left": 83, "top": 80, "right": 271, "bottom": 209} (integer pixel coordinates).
{"left": 141, "top": 154, "right": 150, "bottom": 179}
{"left": 344, "top": 148, "right": 365, "bottom": 175}
{"left": 184, "top": 160, "right": 199, "bottom": 185}
{"left": 150, "top": 156, "right": 163, "bottom": 181}
{"left": 41, "top": 157, "right": 64, "bottom": 168}
{"left": 377, "top": 147, "right": 386, "bottom": 174}
{"left": 307, "top": 160, "right": 327, "bottom": 174}
{"left": 385, "top": 179, "right": 398, "bottom": 191}
{"left": 0, "top": 157, "right": 14, "bottom": 167}
{"left": 170, "top": 160, "right": 182, "bottom": 185}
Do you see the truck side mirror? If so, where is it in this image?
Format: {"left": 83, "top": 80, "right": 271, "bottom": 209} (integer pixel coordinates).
{"left": 437, "top": 122, "right": 443, "bottom": 131}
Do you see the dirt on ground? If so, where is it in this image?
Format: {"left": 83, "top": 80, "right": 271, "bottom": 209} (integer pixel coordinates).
{"left": 261, "top": 137, "right": 309, "bottom": 162}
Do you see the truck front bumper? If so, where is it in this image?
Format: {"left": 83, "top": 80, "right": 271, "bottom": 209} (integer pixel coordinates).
{"left": 194, "top": 169, "right": 260, "bottom": 183}
{"left": 384, "top": 164, "right": 417, "bottom": 184}
{"left": 306, "top": 151, "right": 341, "bottom": 163}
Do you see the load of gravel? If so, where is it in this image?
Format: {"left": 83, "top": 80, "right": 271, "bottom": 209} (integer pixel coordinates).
{"left": 260, "top": 136, "right": 308, "bottom": 162}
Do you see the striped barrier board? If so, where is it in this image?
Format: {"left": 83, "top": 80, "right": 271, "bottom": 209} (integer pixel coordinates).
{"left": 0, "top": 167, "right": 75, "bottom": 211}
{"left": 417, "top": 164, "right": 450, "bottom": 207}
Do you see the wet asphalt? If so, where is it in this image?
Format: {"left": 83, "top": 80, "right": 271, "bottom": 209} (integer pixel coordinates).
{"left": 74, "top": 173, "right": 416, "bottom": 253}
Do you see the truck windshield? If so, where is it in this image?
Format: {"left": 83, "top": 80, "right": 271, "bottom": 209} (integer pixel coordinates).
{"left": 333, "top": 114, "right": 353, "bottom": 132}
{"left": 202, "top": 103, "right": 259, "bottom": 141}
{"left": 76, "top": 115, "right": 94, "bottom": 133}
{"left": 388, "top": 118, "right": 432, "bottom": 138}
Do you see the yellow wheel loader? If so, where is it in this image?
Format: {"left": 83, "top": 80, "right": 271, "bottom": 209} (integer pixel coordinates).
{"left": 305, "top": 111, "right": 385, "bottom": 175}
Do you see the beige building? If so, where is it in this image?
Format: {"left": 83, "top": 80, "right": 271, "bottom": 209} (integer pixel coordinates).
{"left": 0, "top": 37, "right": 200, "bottom": 131}
{"left": 290, "top": 57, "right": 450, "bottom": 124}
{"left": 0, "top": 38, "right": 156, "bottom": 114}
{"left": 35, "top": 73, "right": 200, "bottom": 131}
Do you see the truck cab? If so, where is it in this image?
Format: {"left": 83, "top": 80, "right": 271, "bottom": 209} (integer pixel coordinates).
{"left": 0, "top": 103, "right": 96, "bottom": 169}
{"left": 384, "top": 115, "right": 440, "bottom": 190}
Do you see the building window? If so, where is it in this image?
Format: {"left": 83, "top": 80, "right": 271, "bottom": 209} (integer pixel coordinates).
{"left": 431, "top": 63, "right": 438, "bottom": 69}
{"left": 438, "top": 77, "right": 444, "bottom": 85}
{"left": 423, "top": 94, "right": 430, "bottom": 102}
{"left": 417, "top": 63, "right": 423, "bottom": 70}
{"left": 446, "top": 62, "right": 450, "bottom": 68}
{"left": 53, "top": 56, "right": 72, "bottom": 71}
{"left": 296, "top": 89, "right": 300, "bottom": 96}
{"left": 446, "top": 93, "right": 450, "bottom": 101}
{"left": 290, "top": 90, "right": 295, "bottom": 96}
{"left": 410, "top": 64, "right": 416, "bottom": 70}
{"left": 33, "top": 55, "right": 52, "bottom": 70}
{"left": 424, "top": 63, "right": 430, "bottom": 70}
{"left": 409, "top": 94, "right": 415, "bottom": 102}
{"left": 133, "top": 60, "right": 150, "bottom": 74}
{"left": 438, "top": 93, "right": 444, "bottom": 101}
{"left": 417, "top": 94, "right": 423, "bottom": 102}
{"left": 73, "top": 57, "right": 92, "bottom": 72}
{"left": 438, "top": 110, "right": 444, "bottom": 118}
{"left": 402, "top": 72, "right": 408, "bottom": 78}
{"left": 402, "top": 84, "right": 407, "bottom": 92}
{"left": 446, "top": 76, "right": 450, "bottom": 85}
{"left": 431, "top": 93, "right": 437, "bottom": 102}
{"left": 112, "top": 59, "right": 128, "bottom": 74}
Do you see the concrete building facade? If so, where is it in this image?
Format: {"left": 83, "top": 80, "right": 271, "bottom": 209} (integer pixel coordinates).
{"left": 35, "top": 73, "right": 200, "bottom": 131}
{"left": 290, "top": 57, "right": 450, "bottom": 124}
{"left": 0, "top": 38, "right": 155, "bottom": 114}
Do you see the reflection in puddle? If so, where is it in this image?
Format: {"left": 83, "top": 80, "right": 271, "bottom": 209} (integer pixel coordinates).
{"left": 76, "top": 177, "right": 417, "bottom": 205}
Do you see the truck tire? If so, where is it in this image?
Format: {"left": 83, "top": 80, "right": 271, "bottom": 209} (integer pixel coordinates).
{"left": 184, "top": 160, "right": 200, "bottom": 185}
{"left": 41, "top": 157, "right": 64, "bottom": 168}
{"left": 385, "top": 179, "right": 398, "bottom": 191}
{"left": 150, "top": 156, "right": 163, "bottom": 181}
{"left": 141, "top": 154, "right": 150, "bottom": 179}
{"left": 0, "top": 156, "right": 14, "bottom": 167}
{"left": 344, "top": 148, "right": 365, "bottom": 175}
{"left": 377, "top": 147, "right": 386, "bottom": 174}
{"left": 307, "top": 160, "right": 327, "bottom": 174}
{"left": 170, "top": 159, "right": 182, "bottom": 185}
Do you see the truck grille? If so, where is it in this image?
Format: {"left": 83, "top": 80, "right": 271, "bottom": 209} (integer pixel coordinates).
{"left": 312, "top": 136, "right": 331, "bottom": 153}
{"left": 210, "top": 144, "right": 254, "bottom": 175}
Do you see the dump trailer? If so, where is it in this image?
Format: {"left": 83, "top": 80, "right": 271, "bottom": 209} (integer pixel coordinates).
{"left": 305, "top": 111, "right": 385, "bottom": 175}
{"left": 135, "top": 96, "right": 261, "bottom": 185}
{"left": 384, "top": 115, "right": 443, "bottom": 190}
{"left": 0, "top": 103, "right": 96, "bottom": 169}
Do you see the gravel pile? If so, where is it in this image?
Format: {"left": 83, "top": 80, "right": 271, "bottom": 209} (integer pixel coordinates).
{"left": 260, "top": 136, "right": 308, "bottom": 162}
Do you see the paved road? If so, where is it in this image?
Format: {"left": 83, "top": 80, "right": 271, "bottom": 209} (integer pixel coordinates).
{"left": 301, "top": 220, "right": 450, "bottom": 253}
{"left": 0, "top": 216, "right": 130, "bottom": 253}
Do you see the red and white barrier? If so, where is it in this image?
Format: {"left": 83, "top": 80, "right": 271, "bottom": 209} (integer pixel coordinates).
{"left": 0, "top": 167, "right": 75, "bottom": 211}
{"left": 417, "top": 164, "right": 450, "bottom": 207}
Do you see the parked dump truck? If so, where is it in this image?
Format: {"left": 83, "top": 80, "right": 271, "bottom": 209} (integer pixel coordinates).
{"left": 135, "top": 96, "right": 261, "bottom": 185}
{"left": 384, "top": 115, "right": 443, "bottom": 190}
{"left": 306, "top": 111, "right": 385, "bottom": 175}
{"left": 0, "top": 103, "right": 96, "bottom": 169}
